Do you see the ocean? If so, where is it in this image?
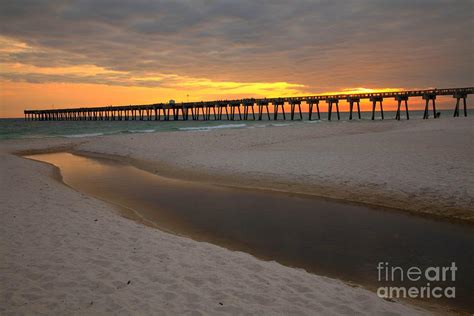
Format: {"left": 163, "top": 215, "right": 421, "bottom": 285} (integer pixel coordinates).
{"left": 0, "top": 109, "right": 469, "bottom": 140}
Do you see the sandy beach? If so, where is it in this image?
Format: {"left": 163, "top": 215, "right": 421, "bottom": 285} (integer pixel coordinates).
{"left": 22, "top": 116, "right": 474, "bottom": 222}
{"left": 2, "top": 117, "right": 473, "bottom": 314}
{"left": 2, "top": 0, "right": 473, "bottom": 314}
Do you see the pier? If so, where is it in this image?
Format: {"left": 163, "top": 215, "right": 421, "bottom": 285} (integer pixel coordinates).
{"left": 24, "top": 87, "right": 473, "bottom": 121}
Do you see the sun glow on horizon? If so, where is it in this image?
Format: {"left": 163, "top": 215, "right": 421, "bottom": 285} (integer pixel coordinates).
{"left": 0, "top": 35, "right": 456, "bottom": 118}
{"left": 319, "top": 87, "right": 404, "bottom": 96}
{"left": 0, "top": 34, "right": 310, "bottom": 117}
{"left": 1, "top": 78, "right": 449, "bottom": 118}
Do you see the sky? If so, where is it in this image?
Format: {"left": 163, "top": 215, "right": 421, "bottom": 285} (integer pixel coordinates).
{"left": 0, "top": 0, "right": 473, "bottom": 117}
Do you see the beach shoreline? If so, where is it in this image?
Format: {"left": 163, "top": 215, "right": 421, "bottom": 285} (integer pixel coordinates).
{"left": 11, "top": 116, "right": 474, "bottom": 224}
{"left": 70, "top": 147, "right": 474, "bottom": 225}
{"left": 2, "top": 117, "right": 473, "bottom": 314}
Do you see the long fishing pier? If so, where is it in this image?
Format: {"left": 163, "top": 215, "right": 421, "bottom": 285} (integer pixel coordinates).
{"left": 24, "top": 87, "right": 473, "bottom": 121}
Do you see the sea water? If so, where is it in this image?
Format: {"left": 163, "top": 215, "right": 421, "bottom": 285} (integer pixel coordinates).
{"left": 1, "top": 109, "right": 470, "bottom": 140}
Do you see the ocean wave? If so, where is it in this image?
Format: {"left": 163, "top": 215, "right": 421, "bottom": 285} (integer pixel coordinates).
{"left": 63, "top": 132, "right": 105, "bottom": 138}
{"left": 19, "top": 134, "right": 57, "bottom": 139}
{"left": 270, "top": 123, "right": 291, "bottom": 127}
{"left": 127, "top": 129, "right": 156, "bottom": 133}
{"left": 178, "top": 123, "right": 247, "bottom": 131}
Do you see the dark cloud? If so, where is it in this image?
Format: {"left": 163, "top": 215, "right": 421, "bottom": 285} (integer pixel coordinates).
{"left": 0, "top": 71, "right": 174, "bottom": 87}
{"left": 1, "top": 0, "right": 473, "bottom": 91}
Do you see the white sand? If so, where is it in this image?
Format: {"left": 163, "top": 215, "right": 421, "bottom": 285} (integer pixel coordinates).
{"left": 2, "top": 117, "right": 472, "bottom": 314}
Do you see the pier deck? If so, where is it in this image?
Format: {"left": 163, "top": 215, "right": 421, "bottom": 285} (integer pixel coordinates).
{"left": 24, "top": 87, "right": 473, "bottom": 121}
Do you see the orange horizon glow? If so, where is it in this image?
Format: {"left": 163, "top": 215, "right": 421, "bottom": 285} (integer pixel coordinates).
{"left": 0, "top": 80, "right": 460, "bottom": 118}
{"left": 0, "top": 36, "right": 462, "bottom": 118}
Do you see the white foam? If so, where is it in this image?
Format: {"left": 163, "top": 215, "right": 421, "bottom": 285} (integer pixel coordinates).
{"left": 23, "top": 135, "right": 56, "bottom": 139}
{"left": 178, "top": 123, "right": 247, "bottom": 131}
{"left": 63, "top": 133, "right": 105, "bottom": 138}
{"left": 271, "top": 123, "right": 291, "bottom": 127}
{"left": 128, "top": 129, "right": 156, "bottom": 133}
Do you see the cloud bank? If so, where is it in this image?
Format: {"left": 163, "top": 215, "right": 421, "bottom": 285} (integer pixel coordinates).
{"left": 1, "top": 0, "right": 473, "bottom": 93}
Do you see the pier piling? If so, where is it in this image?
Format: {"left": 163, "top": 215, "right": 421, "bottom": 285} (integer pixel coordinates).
{"left": 326, "top": 98, "right": 339, "bottom": 121}
{"left": 347, "top": 97, "right": 361, "bottom": 120}
{"left": 395, "top": 95, "right": 409, "bottom": 120}
{"left": 273, "top": 100, "right": 286, "bottom": 120}
{"left": 257, "top": 100, "right": 271, "bottom": 121}
{"left": 243, "top": 100, "right": 256, "bottom": 120}
{"left": 307, "top": 99, "right": 320, "bottom": 120}
{"left": 453, "top": 93, "right": 467, "bottom": 117}
{"left": 370, "top": 96, "right": 384, "bottom": 120}
{"left": 290, "top": 100, "right": 303, "bottom": 120}
{"left": 422, "top": 93, "right": 437, "bottom": 119}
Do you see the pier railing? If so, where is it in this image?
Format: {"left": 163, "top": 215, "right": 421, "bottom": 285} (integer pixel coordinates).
{"left": 24, "top": 87, "right": 473, "bottom": 121}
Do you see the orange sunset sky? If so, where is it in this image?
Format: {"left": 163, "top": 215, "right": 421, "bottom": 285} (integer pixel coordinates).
{"left": 1, "top": 1, "right": 473, "bottom": 117}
